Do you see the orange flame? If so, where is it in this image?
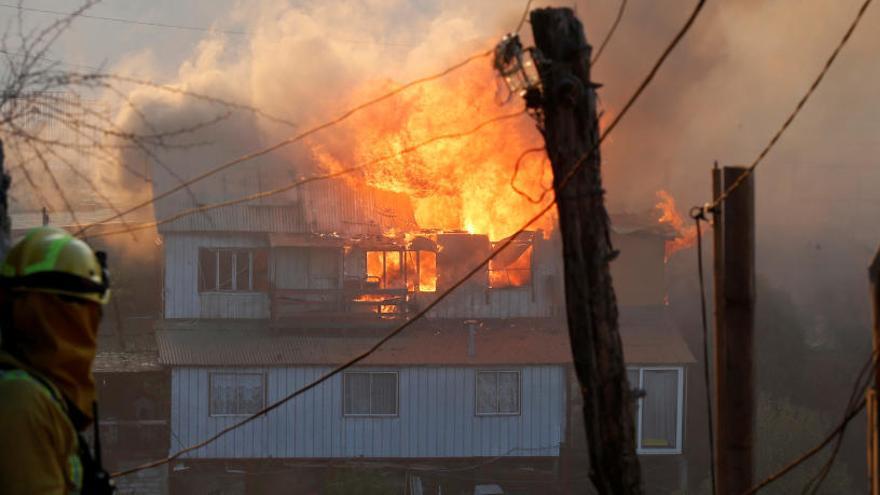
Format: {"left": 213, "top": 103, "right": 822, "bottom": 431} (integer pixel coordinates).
{"left": 488, "top": 244, "right": 533, "bottom": 288}
{"left": 655, "top": 190, "right": 698, "bottom": 261}
{"left": 367, "top": 249, "right": 436, "bottom": 292}
{"left": 417, "top": 251, "right": 437, "bottom": 292}
{"left": 311, "top": 61, "right": 555, "bottom": 241}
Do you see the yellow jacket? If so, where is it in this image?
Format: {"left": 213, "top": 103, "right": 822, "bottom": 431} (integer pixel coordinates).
{"left": 0, "top": 355, "right": 82, "bottom": 494}
{"left": 0, "top": 291, "right": 101, "bottom": 494}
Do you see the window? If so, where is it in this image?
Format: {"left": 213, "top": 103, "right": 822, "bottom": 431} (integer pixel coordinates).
{"left": 488, "top": 244, "right": 532, "bottom": 288}
{"left": 366, "top": 250, "right": 436, "bottom": 292}
{"left": 199, "top": 248, "right": 268, "bottom": 292}
{"left": 274, "top": 247, "right": 341, "bottom": 290}
{"left": 628, "top": 367, "right": 684, "bottom": 454}
{"left": 476, "top": 370, "right": 520, "bottom": 415}
{"left": 343, "top": 371, "right": 398, "bottom": 416}
{"left": 209, "top": 373, "right": 265, "bottom": 416}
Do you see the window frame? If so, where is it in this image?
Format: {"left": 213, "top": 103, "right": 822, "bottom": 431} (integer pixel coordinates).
{"left": 198, "top": 248, "right": 259, "bottom": 293}
{"left": 474, "top": 369, "right": 522, "bottom": 417}
{"left": 342, "top": 371, "right": 400, "bottom": 418}
{"left": 487, "top": 243, "right": 534, "bottom": 290}
{"left": 365, "top": 249, "right": 437, "bottom": 293}
{"left": 208, "top": 372, "right": 267, "bottom": 417}
{"left": 628, "top": 365, "right": 684, "bottom": 455}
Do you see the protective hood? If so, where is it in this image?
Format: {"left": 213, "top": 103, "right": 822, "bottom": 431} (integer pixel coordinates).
{"left": 0, "top": 291, "right": 101, "bottom": 429}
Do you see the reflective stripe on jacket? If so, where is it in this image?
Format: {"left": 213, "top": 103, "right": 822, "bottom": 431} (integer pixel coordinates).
{"left": 0, "top": 367, "right": 82, "bottom": 494}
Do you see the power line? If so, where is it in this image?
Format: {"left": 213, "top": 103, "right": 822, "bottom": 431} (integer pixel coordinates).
{"left": 703, "top": 0, "right": 873, "bottom": 214}
{"left": 89, "top": 110, "right": 526, "bottom": 239}
{"left": 510, "top": 146, "right": 551, "bottom": 204}
{"left": 0, "top": 48, "right": 302, "bottom": 129}
{"left": 73, "top": 47, "right": 494, "bottom": 237}
{"left": 515, "top": 0, "right": 534, "bottom": 34}
{"left": 591, "top": 0, "right": 627, "bottom": 65}
{"left": 801, "top": 349, "right": 878, "bottom": 494}
{"left": 690, "top": 209, "right": 716, "bottom": 495}
{"left": 111, "top": 0, "right": 707, "bottom": 479}
{"left": 742, "top": 353, "right": 876, "bottom": 495}
{"left": 42, "top": 144, "right": 138, "bottom": 240}
{"left": 685, "top": 2, "right": 874, "bottom": 488}
{"left": 92, "top": 74, "right": 299, "bottom": 129}
{"left": 0, "top": 3, "right": 249, "bottom": 36}
{"left": 0, "top": 3, "right": 416, "bottom": 48}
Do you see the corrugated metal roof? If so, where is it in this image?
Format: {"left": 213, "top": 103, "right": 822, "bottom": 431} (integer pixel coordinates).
{"left": 158, "top": 322, "right": 570, "bottom": 367}
{"left": 93, "top": 351, "right": 162, "bottom": 373}
{"left": 154, "top": 178, "right": 418, "bottom": 237}
{"left": 158, "top": 204, "right": 307, "bottom": 233}
{"left": 297, "top": 179, "right": 418, "bottom": 236}
{"left": 157, "top": 317, "right": 694, "bottom": 367}
{"left": 619, "top": 307, "right": 697, "bottom": 364}
{"left": 10, "top": 208, "right": 154, "bottom": 232}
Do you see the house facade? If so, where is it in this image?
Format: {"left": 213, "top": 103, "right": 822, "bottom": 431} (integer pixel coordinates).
{"left": 144, "top": 177, "right": 695, "bottom": 494}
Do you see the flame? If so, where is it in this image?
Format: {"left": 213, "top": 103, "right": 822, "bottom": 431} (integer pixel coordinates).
{"left": 366, "top": 249, "right": 436, "bottom": 292}
{"left": 488, "top": 244, "right": 533, "bottom": 288}
{"left": 655, "top": 190, "right": 698, "bottom": 261}
{"left": 351, "top": 294, "right": 402, "bottom": 315}
{"left": 354, "top": 294, "right": 393, "bottom": 302}
{"left": 311, "top": 60, "right": 555, "bottom": 241}
{"left": 418, "top": 251, "right": 437, "bottom": 292}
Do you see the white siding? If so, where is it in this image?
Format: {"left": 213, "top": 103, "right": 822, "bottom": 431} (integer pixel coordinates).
{"left": 163, "top": 233, "right": 269, "bottom": 319}
{"left": 426, "top": 287, "right": 558, "bottom": 319}
{"left": 171, "top": 366, "right": 565, "bottom": 459}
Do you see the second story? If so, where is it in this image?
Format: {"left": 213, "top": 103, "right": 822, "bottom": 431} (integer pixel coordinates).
{"left": 159, "top": 180, "right": 674, "bottom": 323}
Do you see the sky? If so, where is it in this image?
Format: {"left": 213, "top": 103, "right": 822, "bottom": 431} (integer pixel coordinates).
{"left": 3, "top": 0, "right": 880, "bottom": 312}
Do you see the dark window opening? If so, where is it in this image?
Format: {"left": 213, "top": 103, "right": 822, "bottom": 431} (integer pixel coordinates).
{"left": 198, "top": 248, "right": 268, "bottom": 292}
{"left": 343, "top": 371, "right": 398, "bottom": 416}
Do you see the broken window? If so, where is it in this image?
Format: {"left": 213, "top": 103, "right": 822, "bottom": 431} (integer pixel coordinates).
{"left": 199, "top": 248, "right": 269, "bottom": 292}
{"left": 343, "top": 371, "right": 398, "bottom": 416}
{"left": 476, "top": 370, "right": 520, "bottom": 415}
{"left": 209, "top": 373, "right": 265, "bottom": 416}
{"left": 367, "top": 250, "right": 436, "bottom": 292}
{"left": 628, "top": 367, "right": 683, "bottom": 453}
{"left": 488, "top": 244, "right": 533, "bottom": 289}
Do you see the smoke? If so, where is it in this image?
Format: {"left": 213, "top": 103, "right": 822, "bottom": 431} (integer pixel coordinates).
{"left": 565, "top": 0, "right": 880, "bottom": 315}
{"left": 102, "top": 0, "right": 879, "bottom": 284}
{"left": 95, "top": 0, "right": 878, "bottom": 486}
{"left": 107, "top": 0, "right": 539, "bottom": 225}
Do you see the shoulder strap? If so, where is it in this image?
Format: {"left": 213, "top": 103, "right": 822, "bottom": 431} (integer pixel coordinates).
{"left": 0, "top": 365, "right": 84, "bottom": 492}
{"left": 0, "top": 365, "right": 67, "bottom": 411}
{"left": 0, "top": 364, "right": 114, "bottom": 494}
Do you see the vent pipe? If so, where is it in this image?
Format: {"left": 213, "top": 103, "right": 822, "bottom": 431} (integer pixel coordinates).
{"left": 466, "top": 320, "right": 478, "bottom": 358}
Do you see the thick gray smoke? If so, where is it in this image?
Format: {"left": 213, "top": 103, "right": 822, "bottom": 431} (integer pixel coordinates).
{"left": 108, "top": 0, "right": 880, "bottom": 306}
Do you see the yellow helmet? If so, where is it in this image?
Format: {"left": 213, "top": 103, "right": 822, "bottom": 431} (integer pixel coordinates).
{"left": 0, "top": 227, "right": 110, "bottom": 304}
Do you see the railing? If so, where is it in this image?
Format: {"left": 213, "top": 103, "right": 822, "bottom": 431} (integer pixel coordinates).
{"left": 270, "top": 287, "right": 410, "bottom": 320}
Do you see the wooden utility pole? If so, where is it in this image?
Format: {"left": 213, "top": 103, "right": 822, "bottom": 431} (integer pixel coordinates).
{"left": 531, "top": 8, "right": 642, "bottom": 494}
{"left": 868, "top": 247, "right": 880, "bottom": 495}
{"left": 711, "top": 166, "right": 755, "bottom": 494}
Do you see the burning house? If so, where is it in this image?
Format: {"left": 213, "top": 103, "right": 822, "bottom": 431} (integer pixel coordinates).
{"left": 145, "top": 166, "right": 696, "bottom": 493}
{"left": 107, "top": 33, "right": 700, "bottom": 490}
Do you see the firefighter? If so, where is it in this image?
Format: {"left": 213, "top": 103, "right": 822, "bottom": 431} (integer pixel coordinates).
{"left": 0, "top": 226, "right": 113, "bottom": 494}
